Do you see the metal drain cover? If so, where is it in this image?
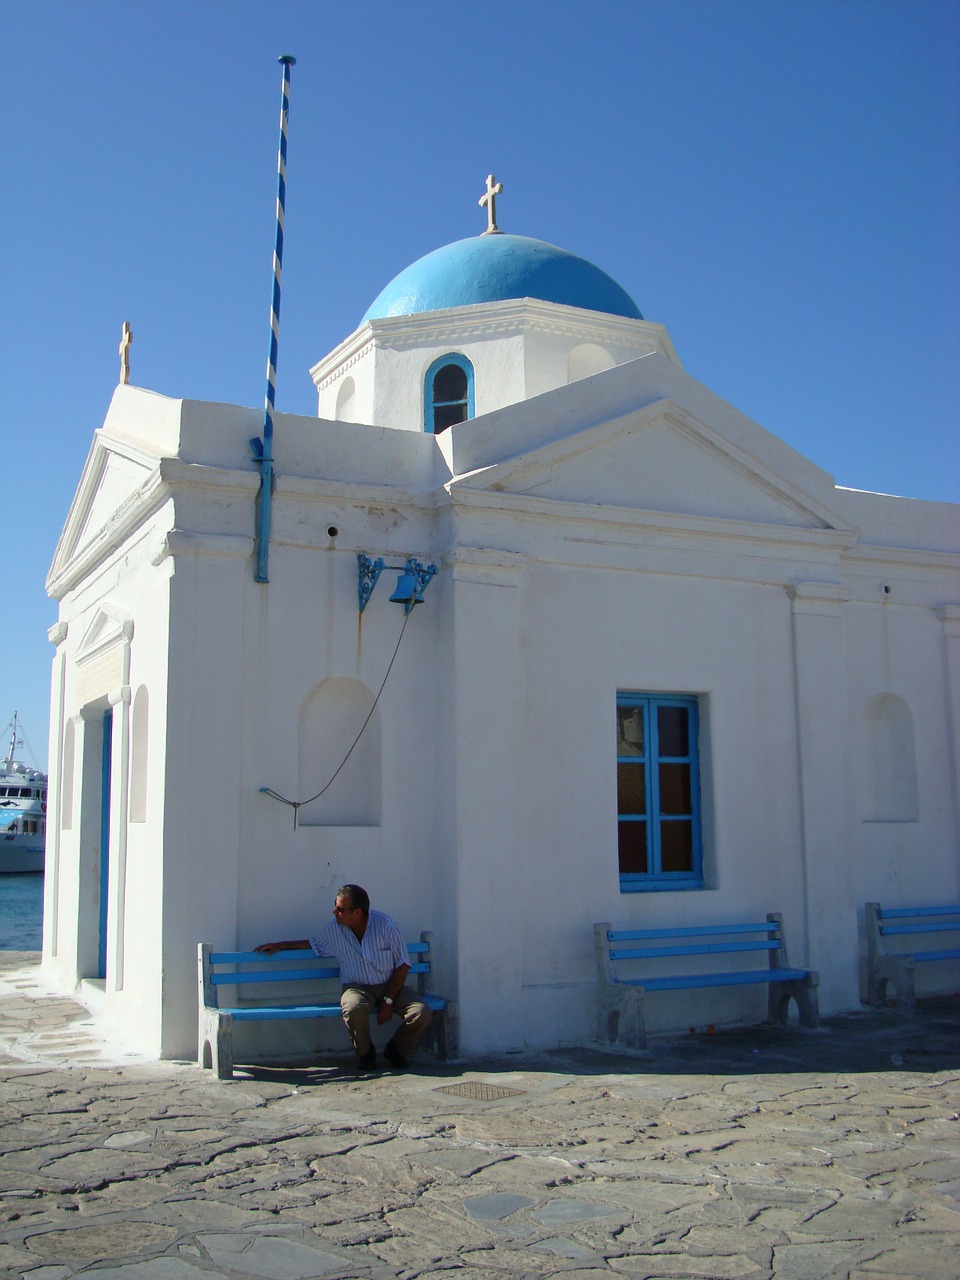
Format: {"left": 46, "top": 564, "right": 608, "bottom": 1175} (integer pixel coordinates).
{"left": 434, "top": 1082, "right": 526, "bottom": 1101}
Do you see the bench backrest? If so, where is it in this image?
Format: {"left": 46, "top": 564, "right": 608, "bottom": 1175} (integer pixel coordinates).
{"left": 595, "top": 914, "right": 791, "bottom": 982}
{"left": 866, "top": 903, "right": 960, "bottom": 947}
{"left": 200, "top": 934, "right": 437, "bottom": 1009}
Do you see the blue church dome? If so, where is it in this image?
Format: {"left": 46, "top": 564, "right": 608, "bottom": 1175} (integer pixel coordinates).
{"left": 361, "top": 233, "right": 643, "bottom": 323}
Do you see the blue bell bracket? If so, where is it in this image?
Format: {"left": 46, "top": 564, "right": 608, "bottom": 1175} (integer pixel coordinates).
{"left": 358, "top": 552, "right": 437, "bottom": 614}
{"left": 357, "top": 553, "right": 384, "bottom": 613}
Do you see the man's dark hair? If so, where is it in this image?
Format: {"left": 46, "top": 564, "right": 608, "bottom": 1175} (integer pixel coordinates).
{"left": 338, "top": 883, "right": 370, "bottom": 915}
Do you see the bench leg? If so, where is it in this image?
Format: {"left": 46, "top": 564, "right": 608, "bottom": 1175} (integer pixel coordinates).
{"left": 867, "top": 959, "right": 916, "bottom": 1012}
{"left": 442, "top": 998, "right": 458, "bottom": 1059}
{"left": 415, "top": 1004, "right": 456, "bottom": 1061}
{"left": 768, "top": 975, "right": 820, "bottom": 1030}
{"left": 597, "top": 989, "right": 646, "bottom": 1051}
{"left": 199, "top": 1010, "right": 235, "bottom": 1080}
{"left": 432, "top": 1010, "right": 448, "bottom": 1062}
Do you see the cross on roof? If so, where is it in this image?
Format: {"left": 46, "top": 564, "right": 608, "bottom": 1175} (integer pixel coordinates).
{"left": 479, "top": 174, "right": 504, "bottom": 235}
{"left": 118, "top": 322, "right": 133, "bottom": 385}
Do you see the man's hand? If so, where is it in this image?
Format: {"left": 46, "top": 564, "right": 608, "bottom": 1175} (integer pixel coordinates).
{"left": 377, "top": 1001, "right": 395, "bottom": 1025}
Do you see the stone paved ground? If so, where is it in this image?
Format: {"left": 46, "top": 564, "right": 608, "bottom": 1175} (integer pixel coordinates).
{"left": 0, "top": 953, "right": 958, "bottom": 1280}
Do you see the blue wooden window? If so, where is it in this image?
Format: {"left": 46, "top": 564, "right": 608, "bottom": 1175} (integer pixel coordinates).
{"left": 617, "top": 694, "right": 703, "bottom": 892}
{"left": 425, "top": 353, "right": 474, "bottom": 433}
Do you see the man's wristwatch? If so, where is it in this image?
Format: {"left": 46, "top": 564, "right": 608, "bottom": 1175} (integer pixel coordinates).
{"left": 382, "top": 996, "right": 394, "bottom": 1006}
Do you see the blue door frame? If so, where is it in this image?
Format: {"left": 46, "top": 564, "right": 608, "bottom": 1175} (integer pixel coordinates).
{"left": 98, "top": 709, "right": 112, "bottom": 979}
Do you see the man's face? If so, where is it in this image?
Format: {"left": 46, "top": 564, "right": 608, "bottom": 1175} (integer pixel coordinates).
{"left": 334, "top": 896, "right": 361, "bottom": 925}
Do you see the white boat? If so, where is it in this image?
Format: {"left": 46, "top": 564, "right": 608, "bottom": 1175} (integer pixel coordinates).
{"left": 0, "top": 713, "right": 46, "bottom": 873}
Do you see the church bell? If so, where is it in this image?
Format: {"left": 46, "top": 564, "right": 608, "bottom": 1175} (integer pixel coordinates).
{"left": 389, "top": 570, "right": 424, "bottom": 609}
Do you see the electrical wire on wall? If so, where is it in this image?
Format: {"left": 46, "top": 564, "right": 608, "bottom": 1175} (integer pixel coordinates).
{"left": 260, "top": 610, "right": 411, "bottom": 829}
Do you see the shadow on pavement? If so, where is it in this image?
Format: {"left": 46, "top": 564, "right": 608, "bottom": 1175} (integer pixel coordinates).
{"left": 233, "top": 996, "right": 959, "bottom": 1086}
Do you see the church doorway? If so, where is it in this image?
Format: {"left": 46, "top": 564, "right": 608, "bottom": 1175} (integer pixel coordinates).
{"left": 97, "top": 708, "right": 112, "bottom": 979}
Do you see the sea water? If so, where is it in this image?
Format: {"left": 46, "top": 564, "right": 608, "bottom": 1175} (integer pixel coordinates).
{"left": 0, "top": 874, "right": 43, "bottom": 950}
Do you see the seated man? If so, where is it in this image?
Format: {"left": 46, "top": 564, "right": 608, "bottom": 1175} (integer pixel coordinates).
{"left": 255, "top": 883, "right": 431, "bottom": 1070}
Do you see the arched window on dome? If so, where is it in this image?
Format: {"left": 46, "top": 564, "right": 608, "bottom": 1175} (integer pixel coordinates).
{"left": 425, "top": 354, "right": 474, "bottom": 433}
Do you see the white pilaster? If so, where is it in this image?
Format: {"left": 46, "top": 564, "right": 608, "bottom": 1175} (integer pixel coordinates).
{"left": 936, "top": 604, "right": 960, "bottom": 870}
{"left": 106, "top": 683, "right": 132, "bottom": 992}
{"left": 44, "top": 622, "right": 68, "bottom": 962}
{"left": 448, "top": 551, "right": 526, "bottom": 1052}
{"left": 788, "top": 582, "right": 859, "bottom": 1011}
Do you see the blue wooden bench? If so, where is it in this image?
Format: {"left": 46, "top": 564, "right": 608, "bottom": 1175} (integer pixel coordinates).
{"left": 865, "top": 903, "right": 960, "bottom": 1011}
{"left": 594, "top": 914, "right": 820, "bottom": 1050}
{"left": 198, "top": 933, "right": 453, "bottom": 1079}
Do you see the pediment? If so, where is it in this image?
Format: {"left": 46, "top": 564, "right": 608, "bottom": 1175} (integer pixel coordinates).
{"left": 48, "top": 430, "right": 162, "bottom": 593}
{"left": 76, "top": 602, "right": 134, "bottom": 665}
{"left": 77, "top": 440, "right": 156, "bottom": 547}
{"left": 452, "top": 401, "right": 852, "bottom": 533}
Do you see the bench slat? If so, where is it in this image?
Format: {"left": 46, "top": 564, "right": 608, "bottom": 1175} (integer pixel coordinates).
{"left": 211, "top": 967, "right": 340, "bottom": 985}
{"left": 212, "top": 944, "right": 431, "bottom": 965}
{"left": 622, "top": 967, "right": 813, "bottom": 992}
{"left": 610, "top": 940, "right": 779, "bottom": 961}
{"left": 878, "top": 905, "right": 960, "bottom": 921}
{"left": 219, "top": 990, "right": 451, "bottom": 1023}
{"left": 211, "top": 950, "right": 312, "bottom": 963}
{"left": 606, "top": 922, "right": 777, "bottom": 942}
{"left": 211, "top": 963, "right": 430, "bottom": 984}
{"left": 880, "top": 921, "right": 960, "bottom": 937}
{"left": 225, "top": 1005, "right": 343, "bottom": 1020}
{"left": 911, "top": 948, "right": 960, "bottom": 963}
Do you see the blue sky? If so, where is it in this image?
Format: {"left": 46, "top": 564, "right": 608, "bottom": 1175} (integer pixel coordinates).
{"left": 2, "top": 0, "right": 958, "bottom": 767}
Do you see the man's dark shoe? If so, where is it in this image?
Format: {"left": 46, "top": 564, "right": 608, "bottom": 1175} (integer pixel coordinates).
{"left": 357, "top": 1046, "right": 377, "bottom": 1071}
{"left": 383, "top": 1039, "right": 409, "bottom": 1070}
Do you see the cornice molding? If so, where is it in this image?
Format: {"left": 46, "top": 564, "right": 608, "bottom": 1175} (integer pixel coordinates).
{"left": 273, "top": 472, "right": 436, "bottom": 511}
{"left": 156, "top": 458, "right": 260, "bottom": 494}
{"left": 448, "top": 547, "right": 526, "bottom": 588}
{"left": 841, "top": 542, "right": 960, "bottom": 574}
{"left": 787, "top": 581, "right": 853, "bottom": 616}
{"left": 310, "top": 299, "right": 680, "bottom": 390}
{"left": 443, "top": 483, "right": 860, "bottom": 553}
{"left": 309, "top": 332, "right": 376, "bottom": 390}
{"left": 150, "top": 531, "right": 255, "bottom": 566}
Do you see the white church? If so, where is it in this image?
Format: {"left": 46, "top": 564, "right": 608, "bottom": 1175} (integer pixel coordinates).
{"left": 43, "top": 180, "right": 959, "bottom": 1063}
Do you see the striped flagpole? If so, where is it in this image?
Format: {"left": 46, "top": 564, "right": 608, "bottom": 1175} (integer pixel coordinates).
{"left": 254, "top": 54, "right": 296, "bottom": 583}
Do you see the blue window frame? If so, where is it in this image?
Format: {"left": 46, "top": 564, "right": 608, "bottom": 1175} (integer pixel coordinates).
{"left": 617, "top": 693, "right": 703, "bottom": 892}
{"left": 424, "top": 353, "right": 474, "bottom": 433}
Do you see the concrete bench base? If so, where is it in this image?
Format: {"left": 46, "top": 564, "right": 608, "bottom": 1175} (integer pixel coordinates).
{"left": 865, "top": 903, "right": 960, "bottom": 1011}
{"left": 199, "top": 935, "right": 454, "bottom": 1079}
{"left": 594, "top": 913, "right": 819, "bottom": 1051}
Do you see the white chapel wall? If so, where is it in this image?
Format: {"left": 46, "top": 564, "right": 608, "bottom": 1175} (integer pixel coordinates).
{"left": 43, "top": 499, "right": 176, "bottom": 1056}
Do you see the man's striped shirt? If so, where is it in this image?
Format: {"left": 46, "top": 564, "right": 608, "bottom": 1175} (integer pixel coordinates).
{"left": 309, "top": 909, "right": 407, "bottom": 985}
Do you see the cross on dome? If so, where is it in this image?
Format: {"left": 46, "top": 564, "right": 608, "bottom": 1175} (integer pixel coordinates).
{"left": 479, "top": 174, "right": 504, "bottom": 235}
